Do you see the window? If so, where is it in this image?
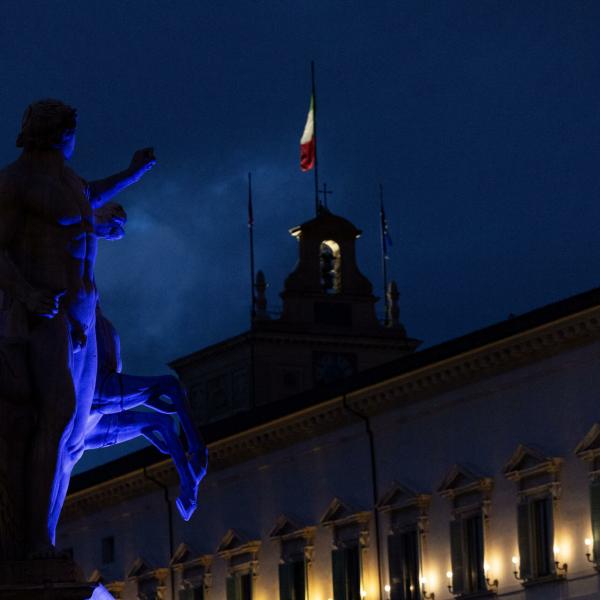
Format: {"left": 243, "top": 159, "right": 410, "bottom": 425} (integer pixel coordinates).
{"left": 449, "top": 513, "right": 486, "bottom": 595}
{"left": 332, "top": 545, "right": 360, "bottom": 600}
{"left": 270, "top": 516, "right": 314, "bottom": 600}
{"left": 438, "top": 465, "right": 495, "bottom": 596}
{"left": 319, "top": 240, "right": 341, "bottom": 293}
{"left": 320, "top": 498, "right": 369, "bottom": 600}
{"left": 171, "top": 543, "right": 211, "bottom": 600}
{"left": 232, "top": 369, "right": 248, "bottom": 409}
{"left": 388, "top": 529, "right": 420, "bottom": 600}
{"left": 217, "top": 530, "right": 260, "bottom": 600}
{"left": 101, "top": 536, "right": 114, "bottom": 565}
{"left": 503, "top": 444, "right": 563, "bottom": 584}
{"left": 279, "top": 559, "right": 306, "bottom": 600}
{"left": 226, "top": 572, "right": 252, "bottom": 600}
{"left": 516, "top": 496, "right": 554, "bottom": 580}
{"left": 575, "top": 424, "right": 600, "bottom": 564}
{"left": 207, "top": 375, "right": 228, "bottom": 410}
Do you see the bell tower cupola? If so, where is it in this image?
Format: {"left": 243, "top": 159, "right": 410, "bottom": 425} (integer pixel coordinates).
{"left": 281, "top": 209, "right": 386, "bottom": 332}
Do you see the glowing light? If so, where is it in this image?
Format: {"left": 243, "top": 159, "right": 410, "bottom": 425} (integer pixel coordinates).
{"left": 360, "top": 590, "right": 367, "bottom": 599}
{"left": 585, "top": 538, "right": 593, "bottom": 547}
{"left": 553, "top": 545, "right": 561, "bottom": 555}
{"left": 409, "top": 585, "right": 414, "bottom": 592}
{"left": 446, "top": 571, "right": 453, "bottom": 579}
{"left": 384, "top": 585, "right": 391, "bottom": 593}
{"left": 511, "top": 556, "right": 519, "bottom": 565}
{"left": 419, "top": 576, "right": 427, "bottom": 585}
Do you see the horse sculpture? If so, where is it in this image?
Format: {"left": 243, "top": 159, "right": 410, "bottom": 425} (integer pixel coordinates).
{"left": 85, "top": 306, "right": 207, "bottom": 521}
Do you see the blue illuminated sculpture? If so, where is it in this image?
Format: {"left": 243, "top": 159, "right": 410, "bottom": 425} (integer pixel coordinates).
{"left": 0, "top": 100, "right": 206, "bottom": 574}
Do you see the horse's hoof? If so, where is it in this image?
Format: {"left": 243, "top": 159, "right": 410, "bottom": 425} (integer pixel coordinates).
{"left": 176, "top": 495, "right": 197, "bottom": 521}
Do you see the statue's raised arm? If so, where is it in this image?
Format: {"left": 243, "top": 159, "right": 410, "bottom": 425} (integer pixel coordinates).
{"left": 87, "top": 147, "right": 156, "bottom": 209}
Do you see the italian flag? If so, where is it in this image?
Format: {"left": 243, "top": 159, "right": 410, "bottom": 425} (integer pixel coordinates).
{"left": 300, "top": 95, "right": 315, "bottom": 171}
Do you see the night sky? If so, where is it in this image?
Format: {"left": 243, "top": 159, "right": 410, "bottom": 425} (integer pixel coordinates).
{"left": 2, "top": 3, "right": 600, "bottom": 383}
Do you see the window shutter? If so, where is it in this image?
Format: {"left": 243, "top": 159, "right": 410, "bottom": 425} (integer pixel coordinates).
{"left": 226, "top": 576, "right": 237, "bottom": 600}
{"left": 544, "top": 496, "right": 555, "bottom": 576}
{"left": 347, "top": 546, "right": 360, "bottom": 600}
{"left": 450, "top": 520, "right": 464, "bottom": 596}
{"left": 332, "top": 549, "right": 346, "bottom": 600}
{"left": 517, "top": 502, "right": 532, "bottom": 580}
{"left": 591, "top": 479, "right": 600, "bottom": 561}
{"left": 241, "top": 572, "right": 252, "bottom": 600}
{"left": 403, "top": 530, "right": 420, "bottom": 600}
{"left": 472, "top": 514, "right": 486, "bottom": 592}
{"left": 388, "top": 535, "right": 403, "bottom": 600}
{"left": 279, "top": 563, "right": 292, "bottom": 600}
{"left": 291, "top": 560, "right": 306, "bottom": 600}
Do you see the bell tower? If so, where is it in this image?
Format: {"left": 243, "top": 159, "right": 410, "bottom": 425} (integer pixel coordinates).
{"left": 171, "top": 208, "right": 421, "bottom": 425}
{"left": 281, "top": 209, "right": 386, "bottom": 331}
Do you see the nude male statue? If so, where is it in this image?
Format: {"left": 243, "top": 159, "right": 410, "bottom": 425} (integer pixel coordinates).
{"left": 0, "top": 99, "right": 155, "bottom": 554}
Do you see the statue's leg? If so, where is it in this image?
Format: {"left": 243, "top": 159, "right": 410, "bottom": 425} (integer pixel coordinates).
{"left": 26, "top": 314, "right": 77, "bottom": 553}
{"left": 145, "top": 376, "right": 208, "bottom": 482}
{"left": 46, "top": 325, "right": 98, "bottom": 543}
{"left": 85, "top": 410, "right": 199, "bottom": 520}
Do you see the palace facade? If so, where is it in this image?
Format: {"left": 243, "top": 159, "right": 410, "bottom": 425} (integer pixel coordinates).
{"left": 60, "top": 210, "right": 600, "bottom": 600}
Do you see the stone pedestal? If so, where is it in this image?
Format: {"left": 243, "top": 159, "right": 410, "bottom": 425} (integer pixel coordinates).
{"left": 0, "top": 557, "right": 98, "bottom": 600}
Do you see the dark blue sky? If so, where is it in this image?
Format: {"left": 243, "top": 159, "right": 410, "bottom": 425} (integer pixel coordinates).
{"left": 2, "top": 1, "right": 600, "bottom": 380}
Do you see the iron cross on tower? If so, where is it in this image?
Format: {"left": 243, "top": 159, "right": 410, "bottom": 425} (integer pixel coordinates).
{"left": 318, "top": 182, "right": 333, "bottom": 210}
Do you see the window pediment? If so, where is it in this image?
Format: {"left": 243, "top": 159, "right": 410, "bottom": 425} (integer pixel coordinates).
{"left": 269, "top": 515, "right": 315, "bottom": 541}
{"left": 170, "top": 542, "right": 211, "bottom": 570}
{"left": 438, "top": 465, "right": 492, "bottom": 499}
{"left": 503, "top": 444, "right": 562, "bottom": 482}
{"left": 126, "top": 557, "right": 154, "bottom": 580}
{"left": 216, "top": 529, "right": 260, "bottom": 560}
{"left": 320, "top": 497, "right": 370, "bottom": 527}
{"left": 377, "top": 481, "right": 431, "bottom": 514}
{"left": 575, "top": 423, "right": 600, "bottom": 462}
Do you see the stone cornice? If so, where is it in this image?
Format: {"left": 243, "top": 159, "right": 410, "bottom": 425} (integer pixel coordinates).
{"left": 171, "top": 329, "right": 417, "bottom": 371}
{"left": 64, "top": 304, "right": 600, "bottom": 520}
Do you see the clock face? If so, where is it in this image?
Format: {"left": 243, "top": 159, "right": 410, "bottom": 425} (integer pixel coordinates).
{"left": 314, "top": 352, "right": 356, "bottom": 384}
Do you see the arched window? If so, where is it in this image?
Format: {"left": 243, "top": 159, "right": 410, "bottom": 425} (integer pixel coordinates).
{"left": 320, "top": 240, "right": 341, "bottom": 294}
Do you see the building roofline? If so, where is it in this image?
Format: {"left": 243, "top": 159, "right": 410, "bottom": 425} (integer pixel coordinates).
{"left": 68, "top": 285, "right": 600, "bottom": 497}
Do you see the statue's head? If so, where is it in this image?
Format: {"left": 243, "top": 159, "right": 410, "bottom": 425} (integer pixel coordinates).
{"left": 16, "top": 99, "right": 77, "bottom": 159}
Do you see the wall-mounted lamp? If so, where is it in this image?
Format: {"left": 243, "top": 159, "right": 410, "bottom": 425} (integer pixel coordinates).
{"left": 384, "top": 583, "right": 391, "bottom": 599}
{"left": 512, "top": 556, "right": 524, "bottom": 582}
{"left": 420, "top": 576, "right": 435, "bottom": 599}
{"left": 554, "top": 545, "right": 568, "bottom": 576}
{"left": 446, "top": 571, "right": 454, "bottom": 594}
{"left": 484, "top": 562, "right": 498, "bottom": 591}
{"left": 585, "top": 538, "right": 596, "bottom": 565}
{"left": 360, "top": 590, "right": 367, "bottom": 599}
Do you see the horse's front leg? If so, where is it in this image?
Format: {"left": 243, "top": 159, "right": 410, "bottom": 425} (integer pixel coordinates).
{"left": 146, "top": 376, "right": 208, "bottom": 482}
{"left": 84, "top": 410, "right": 199, "bottom": 521}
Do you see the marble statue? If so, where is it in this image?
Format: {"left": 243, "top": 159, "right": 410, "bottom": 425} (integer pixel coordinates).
{"left": 0, "top": 100, "right": 207, "bottom": 574}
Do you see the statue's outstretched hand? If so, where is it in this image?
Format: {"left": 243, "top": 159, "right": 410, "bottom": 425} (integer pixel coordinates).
{"left": 25, "top": 288, "right": 65, "bottom": 318}
{"left": 128, "top": 147, "right": 156, "bottom": 183}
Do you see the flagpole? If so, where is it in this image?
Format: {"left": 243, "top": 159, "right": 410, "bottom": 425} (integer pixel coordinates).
{"left": 248, "top": 172, "right": 257, "bottom": 410}
{"left": 311, "top": 60, "right": 320, "bottom": 215}
{"left": 379, "top": 183, "right": 389, "bottom": 326}
{"left": 248, "top": 172, "right": 256, "bottom": 323}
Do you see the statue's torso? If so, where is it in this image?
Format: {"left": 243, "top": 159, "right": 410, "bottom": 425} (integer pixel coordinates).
{"left": 4, "top": 158, "right": 98, "bottom": 328}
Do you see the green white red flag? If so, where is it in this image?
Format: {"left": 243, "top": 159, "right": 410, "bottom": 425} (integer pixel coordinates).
{"left": 300, "top": 95, "right": 315, "bottom": 171}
